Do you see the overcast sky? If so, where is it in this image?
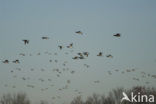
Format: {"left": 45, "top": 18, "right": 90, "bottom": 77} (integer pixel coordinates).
{"left": 0, "top": 0, "right": 156, "bottom": 104}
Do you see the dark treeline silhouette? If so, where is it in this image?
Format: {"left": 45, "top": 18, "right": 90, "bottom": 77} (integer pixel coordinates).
{"left": 0, "top": 86, "right": 156, "bottom": 104}
{"left": 71, "top": 86, "right": 156, "bottom": 104}
{"left": 0, "top": 93, "right": 30, "bottom": 104}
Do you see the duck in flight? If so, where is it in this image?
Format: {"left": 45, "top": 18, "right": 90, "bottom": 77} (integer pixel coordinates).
{"left": 83, "top": 52, "right": 89, "bottom": 57}
{"left": 22, "top": 39, "right": 29, "bottom": 45}
{"left": 97, "top": 52, "right": 102, "bottom": 56}
{"left": 77, "top": 53, "right": 83, "bottom": 57}
{"left": 72, "top": 56, "right": 78, "bottom": 60}
{"left": 2, "top": 60, "right": 9, "bottom": 64}
{"left": 12, "top": 60, "right": 20, "bottom": 64}
{"left": 75, "top": 31, "right": 83, "bottom": 35}
{"left": 19, "top": 53, "right": 25, "bottom": 56}
{"left": 79, "top": 56, "right": 85, "bottom": 59}
{"left": 67, "top": 43, "right": 73, "bottom": 48}
{"left": 113, "top": 33, "right": 121, "bottom": 37}
{"left": 106, "top": 54, "right": 113, "bottom": 58}
{"left": 58, "top": 45, "right": 63, "bottom": 50}
{"left": 42, "top": 37, "right": 49, "bottom": 40}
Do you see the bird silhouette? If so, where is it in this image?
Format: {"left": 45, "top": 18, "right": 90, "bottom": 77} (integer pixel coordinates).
{"left": 37, "top": 53, "right": 41, "bottom": 55}
{"left": 83, "top": 52, "right": 89, "bottom": 57}
{"left": 70, "top": 70, "right": 75, "bottom": 74}
{"left": 126, "top": 69, "right": 131, "bottom": 72}
{"left": 19, "top": 53, "right": 25, "bottom": 56}
{"left": 97, "top": 52, "right": 102, "bottom": 56}
{"left": 106, "top": 54, "right": 113, "bottom": 58}
{"left": 67, "top": 43, "right": 73, "bottom": 48}
{"left": 115, "top": 69, "right": 119, "bottom": 72}
{"left": 78, "top": 53, "right": 83, "bottom": 57}
{"left": 113, "top": 33, "right": 121, "bottom": 37}
{"left": 22, "top": 77, "right": 26, "bottom": 80}
{"left": 79, "top": 56, "right": 85, "bottom": 59}
{"left": 151, "top": 75, "right": 156, "bottom": 79}
{"left": 132, "top": 77, "right": 139, "bottom": 81}
{"left": 54, "top": 60, "right": 58, "bottom": 63}
{"left": 58, "top": 45, "right": 63, "bottom": 50}
{"left": 72, "top": 56, "right": 78, "bottom": 60}
{"left": 27, "top": 85, "right": 35, "bottom": 88}
{"left": 12, "top": 60, "right": 20, "bottom": 64}
{"left": 22, "top": 40, "right": 29, "bottom": 44}
{"left": 48, "top": 79, "right": 52, "bottom": 81}
{"left": 42, "top": 37, "right": 49, "bottom": 40}
{"left": 75, "top": 31, "right": 83, "bottom": 35}
{"left": 2, "top": 60, "right": 9, "bottom": 63}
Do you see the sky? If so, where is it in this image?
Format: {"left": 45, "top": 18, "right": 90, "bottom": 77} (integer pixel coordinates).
{"left": 0, "top": 0, "right": 156, "bottom": 104}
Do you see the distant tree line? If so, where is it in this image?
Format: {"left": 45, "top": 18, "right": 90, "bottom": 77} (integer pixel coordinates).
{"left": 71, "top": 86, "right": 156, "bottom": 104}
{"left": 0, "top": 86, "right": 155, "bottom": 104}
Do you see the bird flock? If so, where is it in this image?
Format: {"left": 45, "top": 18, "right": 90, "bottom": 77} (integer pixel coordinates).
{"left": 0, "top": 32, "right": 155, "bottom": 103}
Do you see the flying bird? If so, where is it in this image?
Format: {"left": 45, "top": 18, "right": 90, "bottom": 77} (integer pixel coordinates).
{"left": 58, "top": 45, "right": 63, "bottom": 50}
{"left": 113, "top": 33, "right": 121, "bottom": 37}
{"left": 54, "top": 60, "right": 58, "bottom": 63}
{"left": 132, "top": 77, "right": 139, "bottom": 81}
{"left": 115, "top": 69, "right": 119, "bottom": 72}
{"left": 12, "top": 60, "right": 20, "bottom": 64}
{"left": 22, "top": 77, "right": 26, "bottom": 80}
{"left": 78, "top": 53, "right": 83, "bottom": 57}
{"left": 75, "top": 31, "right": 83, "bottom": 35}
{"left": 106, "top": 54, "right": 113, "bottom": 58}
{"left": 97, "top": 52, "right": 102, "bottom": 56}
{"left": 131, "top": 69, "right": 136, "bottom": 72}
{"left": 22, "top": 40, "right": 29, "bottom": 45}
{"left": 72, "top": 56, "right": 79, "bottom": 60}
{"left": 67, "top": 43, "right": 73, "bottom": 48}
{"left": 83, "top": 52, "right": 89, "bottom": 57}
{"left": 27, "top": 85, "right": 35, "bottom": 88}
{"left": 42, "top": 37, "right": 49, "bottom": 40}
{"left": 2, "top": 60, "right": 9, "bottom": 64}
{"left": 126, "top": 69, "right": 131, "bottom": 72}
{"left": 48, "top": 79, "right": 52, "bottom": 81}
{"left": 19, "top": 53, "right": 25, "bottom": 56}
{"left": 70, "top": 70, "right": 75, "bottom": 74}
{"left": 37, "top": 53, "right": 41, "bottom": 55}
{"left": 79, "top": 56, "right": 85, "bottom": 59}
